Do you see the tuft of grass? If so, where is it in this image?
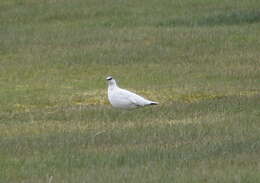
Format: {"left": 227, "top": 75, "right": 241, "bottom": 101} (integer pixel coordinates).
{"left": 158, "top": 10, "right": 260, "bottom": 27}
{"left": 198, "top": 10, "right": 260, "bottom": 26}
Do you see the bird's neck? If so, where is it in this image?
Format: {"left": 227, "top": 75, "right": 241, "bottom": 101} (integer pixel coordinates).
{"left": 108, "top": 83, "right": 118, "bottom": 91}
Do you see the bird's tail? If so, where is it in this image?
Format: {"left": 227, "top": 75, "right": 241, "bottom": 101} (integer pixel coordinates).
{"left": 150, "top": 101, "right": 159, "bottom": 105}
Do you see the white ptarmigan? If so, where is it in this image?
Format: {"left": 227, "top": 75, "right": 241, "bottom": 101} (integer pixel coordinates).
{"left": 106, "top": 76, "right": 158, "bottom": 109}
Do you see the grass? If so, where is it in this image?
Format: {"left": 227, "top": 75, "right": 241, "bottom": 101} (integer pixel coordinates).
{"left": 0, "top": 0, "right": 260, "bottom": 182}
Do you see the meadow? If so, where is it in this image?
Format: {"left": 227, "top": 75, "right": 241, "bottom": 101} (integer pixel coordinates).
{"left": 0, "top": 0, "right": 260, "bottom": 182}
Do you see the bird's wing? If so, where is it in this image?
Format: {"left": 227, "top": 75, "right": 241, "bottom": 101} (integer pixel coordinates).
{"left": 118, "top": 89, "right": 150, "bottom": 106}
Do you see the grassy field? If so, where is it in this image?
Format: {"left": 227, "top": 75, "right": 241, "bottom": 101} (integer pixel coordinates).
{"left": 1, "top": 0, "right": 260, "bottom": 182}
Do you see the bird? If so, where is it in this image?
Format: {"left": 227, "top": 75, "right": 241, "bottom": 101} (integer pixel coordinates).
{"left": 106, "top": 76, "right": 158, "bottom": 109}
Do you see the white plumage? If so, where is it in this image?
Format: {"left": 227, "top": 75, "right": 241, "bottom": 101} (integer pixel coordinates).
{"left": 106, "top": 76, "right": 158, "bottom": 109}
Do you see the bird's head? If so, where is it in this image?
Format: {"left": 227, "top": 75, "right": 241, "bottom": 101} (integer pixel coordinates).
{"left": 106, "top": 76, "right": 117, "bottom": 86}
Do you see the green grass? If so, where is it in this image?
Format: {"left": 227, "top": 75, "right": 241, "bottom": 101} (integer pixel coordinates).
{"left": 1, "top": 0, "right": 260, "bottom": 182}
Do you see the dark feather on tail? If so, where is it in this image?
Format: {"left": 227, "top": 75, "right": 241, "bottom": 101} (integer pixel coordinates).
{"left": 150, "top": 102, "right": 158, "bottom": 105}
